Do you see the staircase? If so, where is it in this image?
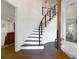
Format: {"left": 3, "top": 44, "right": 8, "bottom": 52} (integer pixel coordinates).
{"left": 21, "top": 28, "right": 45, "bottom": 50}
{"left": 21, "top": 5, "right": 56, "bottom": 50}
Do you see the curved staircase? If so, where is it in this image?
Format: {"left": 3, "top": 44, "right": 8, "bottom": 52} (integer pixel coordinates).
{"left": 21, "top": 5, "right": 56, "bottom": 50}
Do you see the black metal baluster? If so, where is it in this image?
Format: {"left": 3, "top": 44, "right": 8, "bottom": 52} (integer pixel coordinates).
{"left": 38, "top": 5, "right": 56, "bottom": 46}
{"left": 45, "top": 15, "right": 46, "bottom": 27}
{"left": 53, "top": 8, "right": 54, "bottom": 17}
{"left": 39, "top": 25, "right": 40, "bottom": 46}
{"left": 49, "top": 10, "right": 51, "bottom": 21}
{"left": 57, "top": 30, "right": 58, "bottom": 49}
{"left": 54, "top": 5, "right": 56, "bottom": 15}
{"left": 41, "top": 21, "right": 43, "bottom": 35}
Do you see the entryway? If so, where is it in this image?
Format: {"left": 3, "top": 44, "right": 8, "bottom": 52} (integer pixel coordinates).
{"left": 1, "top": 0, "right": 15, "bottom": 46}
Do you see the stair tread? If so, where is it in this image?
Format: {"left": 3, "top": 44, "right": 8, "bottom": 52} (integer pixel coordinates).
{"left": 24, "top": 42, "right": 40, "bottom": 44}
{"left": 21, "top": 46, "right": 44, "bottom": 50}
{"left": 32, "top": 31, "right": 44, "bottom": 33}
{"left": 21, "top": 44, "right": 43, "bottom": 46}
{"left": 35, "top": 28, "right": 46, "bottom": 30}
{"left": 31, "top": 31, "right": 44, "bottom": 34}
{"left": 25, "top": 40, "right": 41, "bottom": 42}
{"left": 33, "top": 29, "right": 45, "bottom": 31}
{"left": 30, "top": 34, "right": 43, "bottom": 36}
{"left": 25, "top": 38, "right": 42, "bottom": 40}
{"left": 28, "top": 34, "right": 43, "bottom": 36}
{"left": 28, "top": 36, "right": 42, "bottom": 38}
{"left": 30, "top": 33, "right": 43, "bottom": 35}
{"left": 33, "top": 31, "right": 45, "bottom": 32}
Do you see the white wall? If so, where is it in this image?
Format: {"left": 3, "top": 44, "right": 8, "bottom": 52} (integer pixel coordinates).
{"left": 41, "top": 16, "right": 57, "bottom": 44}
{"left": 5, "top": 0, "right": 42, "bottom": 51}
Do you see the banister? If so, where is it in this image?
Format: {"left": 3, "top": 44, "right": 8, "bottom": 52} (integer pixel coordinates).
{"left": 38, "top": 5, "right": 56, "bottom": 46}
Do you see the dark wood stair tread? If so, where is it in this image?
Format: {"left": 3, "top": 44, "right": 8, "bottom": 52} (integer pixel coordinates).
{"left": 33, "top": 31, "right": 44, "bottom": 32}
{"left": 30, "top": 33, "right": 43, "bottom": 35}
{"left": 25, "top": 40, "right": 41, "bottom": 42}
{"left": 35, "top": 28, "right": 46, "bottom": 30}
{"left": 28, "top": 36, "right": 42, "bottom": 38}
{"left": 21, "top": 44, "right": 43, "bottom": 46}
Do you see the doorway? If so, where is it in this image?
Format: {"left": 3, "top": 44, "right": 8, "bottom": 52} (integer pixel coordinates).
{"left": 66, "top": 2, "right": 77, "bottom": 43}
{"left": 1, "top": 0, "right": 15, "bottom": 46}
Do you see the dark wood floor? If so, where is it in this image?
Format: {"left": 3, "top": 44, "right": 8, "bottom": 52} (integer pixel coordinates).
{"left": 1, "top": 42, "right": 70, "bottom": 59}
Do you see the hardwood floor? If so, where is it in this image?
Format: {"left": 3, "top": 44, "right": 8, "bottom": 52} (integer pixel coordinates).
{"left": 1, "top": 42, "right": 70, "bottom": 59}
{"left": 56, "top": 50, "right": 70, "bottom": 59}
